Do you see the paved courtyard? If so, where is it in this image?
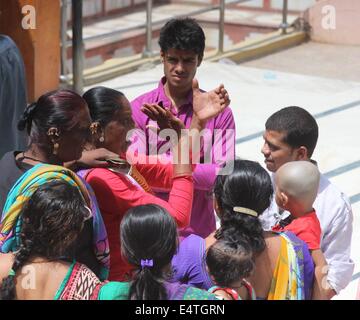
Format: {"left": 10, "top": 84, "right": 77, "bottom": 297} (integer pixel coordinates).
{"left": 87, "top": 41, "right": 360, "bottom": 299}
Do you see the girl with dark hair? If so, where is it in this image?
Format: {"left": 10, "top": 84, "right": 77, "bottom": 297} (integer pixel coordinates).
{"left": 213, "top": 160, "right": 274, "bottom": 254}
{"left": 172, "top": 159, "right": 315, "bottom": 300}
{"left": 0, "top": 90, "right": 110, "bottom": 279}
{"left": 206, "top": 238, "right": 256, "bottom": 300}
{"left": 0, "top": 195, "right": 214, "bottom": 300}
{"left": 0, "top": 180, "right": 105, "bottom": 300}
{"left": 99, "top": 204, "right": 217, "bottom": 300}
{"left": 80, "top": 85, "right": 228, "bottom": 281}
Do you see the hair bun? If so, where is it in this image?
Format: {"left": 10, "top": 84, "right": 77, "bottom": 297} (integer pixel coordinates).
{"left": 17, "top": 102, "right": 37, "bottom": 132}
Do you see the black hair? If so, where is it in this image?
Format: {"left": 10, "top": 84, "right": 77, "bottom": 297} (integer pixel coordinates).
{"left": 214, "top": 160, "right": 273, "bottom": 254}
{"left": 265, "top": 106, "right": 319, "bottom": 157}
{"left": 82, "top": 86, "right": 127, "bottom": 127}
{"left": 120, "top": 204, "right": 178, "bottom": 300}
{"left": 159, "top": 17, "right": 205, "bottom": 60}
{"left": 0, "top": 180, "right": 90, "bottom": 300}
{"left": 206, "top": 237, "right": 254, "bottom": 288}
{"left": 17, "top": 89, "right": 89, "bottom": 152}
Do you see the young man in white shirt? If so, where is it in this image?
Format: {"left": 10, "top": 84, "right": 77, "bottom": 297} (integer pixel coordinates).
{"left": 260, "top": 106, "right": 354, "bottom": 299}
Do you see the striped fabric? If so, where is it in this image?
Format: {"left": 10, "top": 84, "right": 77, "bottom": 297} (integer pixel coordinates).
{"left": 267, "top": 232, "right": 305, "bottom": 300}
{"left": 0, "top": 163, "right": 110, "bottom": 279}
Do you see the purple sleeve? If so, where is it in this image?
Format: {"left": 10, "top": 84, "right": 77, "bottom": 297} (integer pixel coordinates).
{"left": 130, "top": 96, "right": 147, "bottom": 130}
{"left": 171, "top": 235, "right": 214, "bottom": 290}
{"left": 192, "top": 106, "right": 236, "bottom": 190}
{"left": 130, "top": 95, "right": 153, "bottom": 155}
{"left": 192, "top": 164, "right": 217, "bottom": 191}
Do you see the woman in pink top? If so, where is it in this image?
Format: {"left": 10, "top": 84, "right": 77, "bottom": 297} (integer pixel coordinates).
{"left": 80, "top": 84, "right": 229, "bottom": 281}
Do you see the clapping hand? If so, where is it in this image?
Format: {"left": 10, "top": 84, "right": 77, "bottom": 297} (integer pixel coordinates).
{"left": 192, "top": 79, "right": 230, "bottom": 123}
{"left": 141, "top": 103, "right": 185, "bottom": 136}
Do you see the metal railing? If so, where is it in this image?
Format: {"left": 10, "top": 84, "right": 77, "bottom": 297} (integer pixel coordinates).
{"left": 280, "top": 0, "right": 289, "bottom": 34}
{"left": 72, "top": 0, "right": 84, "bottom": 93}
{"left": 143, "top": 0, "right": 153, "bottom": 58}
{"left": 60, "top": 0, "right": 68, "bottom": 77}
{"left": 61, "top": 0, "right": 289, "bottom": 92}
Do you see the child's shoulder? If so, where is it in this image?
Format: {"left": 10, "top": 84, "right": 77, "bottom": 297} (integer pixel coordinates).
{"left": 287, "top": 212, "right": 319, "bottom": 230}
{"left": 183, "top": 286, "right": 219, "bottom": 300}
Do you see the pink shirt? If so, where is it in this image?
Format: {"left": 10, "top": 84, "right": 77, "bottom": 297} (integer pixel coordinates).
{"left": 130, "top": 77, "right": 236, "bottom": 238}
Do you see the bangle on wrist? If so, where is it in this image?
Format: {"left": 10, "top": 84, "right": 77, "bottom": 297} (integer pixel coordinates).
{"left": 173, "top": 172, "right": 192, "bottom": 178}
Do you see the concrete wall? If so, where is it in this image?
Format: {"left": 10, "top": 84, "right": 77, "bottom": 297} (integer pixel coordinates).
{"left": 304, "top": 0, "right": 360, "bottom": 45}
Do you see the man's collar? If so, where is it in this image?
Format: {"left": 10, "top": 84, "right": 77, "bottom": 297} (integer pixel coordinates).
{"left": 157, "top": 77, "right": 193, "bottom": 114}
{"left": 156, "top": 77, "right": 170, "bottom": 107}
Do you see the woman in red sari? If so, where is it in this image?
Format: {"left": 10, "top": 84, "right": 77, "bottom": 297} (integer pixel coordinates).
{"left": 80, "top": 84, "right": 229, "bottom": 281}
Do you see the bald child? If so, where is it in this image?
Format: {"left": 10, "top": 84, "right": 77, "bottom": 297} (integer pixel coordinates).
{"left": 272, "top": 161, "right": 329, "bottom": 300}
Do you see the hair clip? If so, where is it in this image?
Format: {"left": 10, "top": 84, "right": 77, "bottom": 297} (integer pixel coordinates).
{"left": 8, "top": 269, "right": 16, "bottom": 277}
{"left": 140, "top": 259, "right": 154, "bottom": 269}
{"left": 233, "top": 207, "right": 258, "bottom": 217}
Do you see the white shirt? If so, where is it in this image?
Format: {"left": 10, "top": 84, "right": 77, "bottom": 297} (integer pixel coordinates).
{"left": 260, "top": 173, "right": 354, "bottom": 294}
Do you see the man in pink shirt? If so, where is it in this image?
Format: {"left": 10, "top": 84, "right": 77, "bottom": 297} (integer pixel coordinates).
{"left": 130, "top": 18, "right": 235, "bottom": 238}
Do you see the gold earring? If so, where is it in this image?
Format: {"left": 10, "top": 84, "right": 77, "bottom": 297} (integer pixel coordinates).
{"left": 90, "top": 122, "right": 100, "bottom": 135}
{"left": 53, "top": 142, "right": 59, "bottom": 155}
{"left": 47, "top": 127, "right": 60, "bottom": 156}
{"left": 47, "top": 127, "right": 60, "bottom": 137}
